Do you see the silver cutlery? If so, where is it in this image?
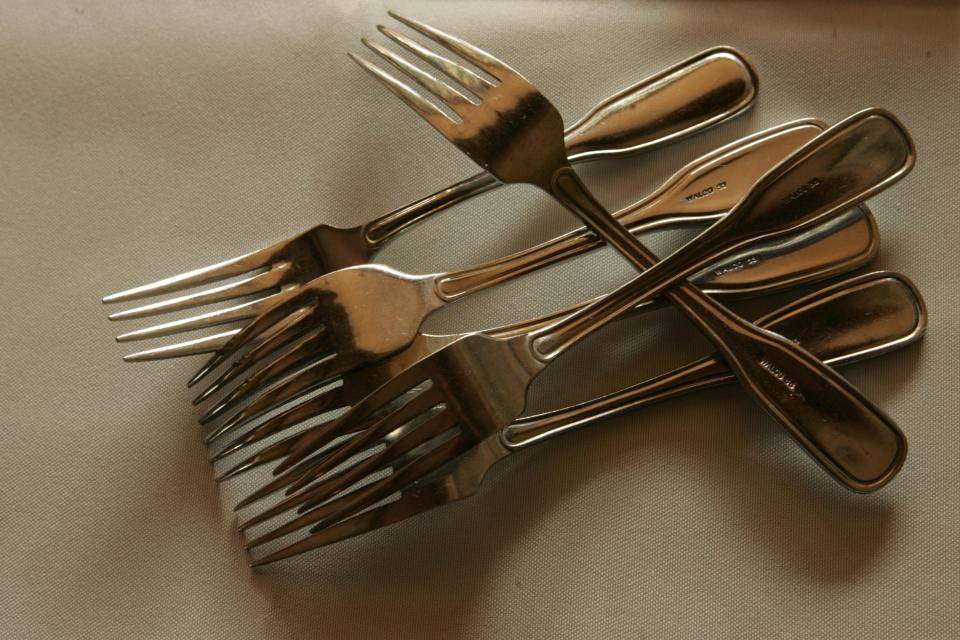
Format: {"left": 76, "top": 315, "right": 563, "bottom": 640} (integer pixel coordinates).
{"left": 103, "top": 47, "right": 757, "bottom": 357}
{"left": 333, "top": 13, "right": 913, "bottom": 494}
{"left": 88, "top": 6, "right": 927, "bottom": 573}
{"left": 225, "top": 105, "right": 916, "bottom": 563}
{"left": 185, "top": 118, "right": 864, "bottom": 419}
{"left": 242, "top": 13, "right": 913, "bottom": 502}
{"left": 239, "top": 271, "right": 926, "bottom": 565}
{"left": 204, "top": 203, "right": 876, "bottom": 458}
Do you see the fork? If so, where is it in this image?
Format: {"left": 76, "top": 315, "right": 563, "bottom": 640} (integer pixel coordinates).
{"left": 183, "top": 118, "right": 834, "bottom": 409}
{"left": 226, "top": 103, "right": 915, "bottom": 555}
{"left": 328, "top": 14, "right": 911, "bottom": 497}
{"left": 236, "top": 271, "right": 926, "bottom": 564}
{"left": 204, "top": 203, "right": 877, "bottom": 461}
{"left": 102, "top": 46, "right": 757, "bottom": 356}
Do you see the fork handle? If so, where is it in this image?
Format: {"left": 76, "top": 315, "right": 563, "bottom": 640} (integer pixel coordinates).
{"left": 504, "top": 272, "right": 924, "bottom": 448}
{"left": 432, "top": 120, "right": 824, "bottom": 301}
{"left": 534, "top": 166, "right": 906, "bottom": 492}
{"left": 360, "top": 47, "right": 757, "bottom": 247}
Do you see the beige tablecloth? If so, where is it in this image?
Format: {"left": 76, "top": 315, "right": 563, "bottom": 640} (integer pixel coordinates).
{"left": 2, "top": 1, "right": 958, "bottom": 638}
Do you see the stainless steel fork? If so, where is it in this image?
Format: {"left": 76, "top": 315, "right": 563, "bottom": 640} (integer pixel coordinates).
{"left": 102, "top": 47, "right": 757, "bottom": 357}
{"left": 238, "top": 271, "right": 925, "bottom": 565}
{"left": 228, "top": 105, "right": 914, "bottom": 556}
{"left": 204, "top": 203, "right": 876, "bottom": 462}
{"left": 184, "top": 118, "right": 845, "bottom": 413}
{"left": 329, "top": 14, "right": 911, "bottom": 501}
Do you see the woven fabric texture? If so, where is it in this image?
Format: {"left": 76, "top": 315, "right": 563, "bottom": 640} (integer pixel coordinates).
{"left": 1, "top": 1, "right": 957, "bottom": 638}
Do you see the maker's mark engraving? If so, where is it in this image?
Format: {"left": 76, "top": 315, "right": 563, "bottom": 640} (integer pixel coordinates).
{"left": 759, "top": 358, "right": 798, "bottom": 393}
{"left": 782, "top": 177, "right": 822, "bottom": 206}
{"left": 684, "top": 180, "right": 728, "bottom": 202}
{"left": 713, "top": 255, "right": 759, "bottom": 277}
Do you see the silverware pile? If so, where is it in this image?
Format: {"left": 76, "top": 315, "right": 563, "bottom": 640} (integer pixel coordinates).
{"left": 103, "top": 13, "right": 925, "bottom": 566}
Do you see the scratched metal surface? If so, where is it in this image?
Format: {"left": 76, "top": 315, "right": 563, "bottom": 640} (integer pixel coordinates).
{"left": 0, "top": 1, "right": 956, "bottom": 638}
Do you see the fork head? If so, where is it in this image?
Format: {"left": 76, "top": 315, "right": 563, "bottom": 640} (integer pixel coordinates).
{"left": 207, "top": 332, "right": 458, "bottom": 472}
{"left": 246, "top": 433, "right": 510, "bottom": 566}
{"left": 103, "top": 222, "right": 373, "bottom": 357}
{"left": 187, "top": 263, "right": 444, "bottom": 398}
{"left": 352, "top": 12, "right": 570, "bottom": 189}
{"left": 234, "top": 331, "right": 541, "bottom": 564}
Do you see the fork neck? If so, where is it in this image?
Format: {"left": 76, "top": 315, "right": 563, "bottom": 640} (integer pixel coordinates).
{"left": 361, "top": 172, "right": 500, "bottom": 248}
{"left": 525, "top": 166, "right": 733, "bottom": 362}
{"left": 502, "top": 356, "right": 729, "bottom": 449}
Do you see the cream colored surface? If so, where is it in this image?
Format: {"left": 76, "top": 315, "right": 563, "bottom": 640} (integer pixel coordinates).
{"left": 1, "top": 1, "right": 958, "bottom": 638}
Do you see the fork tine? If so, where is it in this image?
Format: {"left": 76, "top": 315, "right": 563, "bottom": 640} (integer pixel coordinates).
{"left": 102, "top": 245, "right": 280, "bottom": 304}
{"left": 294, "top": 411, "right": 455, "bottom": 514}
{"left": 221, "top": 390, "right": 421, "bottom": 486}
{"left": 269, "top": 411, "right": 448, "bottom": 522}
{"left": 239, "top": 469, "right": 347, "bottom": 533}
{"left": 231, "top": 419, "right": 384, "bottom": 512}
{"left": 201, "top": 350, "right": 350, "bottom": 443}
{"left": 194, "top": 318, "right": 328, "bottom": 407}
{"left": 122, "top": 329, "right": 238, "bottom": 361}
{"left": 196, "top": 325, "right": 332, "bottom": 412}
{"left": 236, "top": 422, "right": 433, "bottom": 531}
{"left": 376, "top": 25, "right": 492, "bottom": 95}
{"left": 124, "top": 300, "right": 295, "bottom": 363}
{"left": 306, "top": 431, "right": 467, "bottom": 531}
{"left": 187, "top": 289, "right": 311, "bottom": 387}
{"left": 231, "top": 412, "right": 370, "bottom": 510}
{"left": 362, "top": 38, "right": 473, "bottom": 108}
{"left": 244, "top": 423, "right": 462, "bottom": 548}
{"left": 232, "top": 452, "right": 330, "bottom": 510}
{"left": 107, "top": 267, "right": 291, "bottom": 321}
{"left": 387, "top": 11, "right": 510, "bottom": 81}
{"left": 274, "top": 391, "right": 439, "bottom": 494}
{"left": 272, "top": 376, "right": 441, "bottom": 477}
{"left": 243, "top": 478, "right": 372, "bottom": 548}
{"left": 247, "top": 433, "right": 469, "bottom": 565}
{"left": 348, "top": 53, "right": 460, "bottom": 137}
{"left": 215, "top": 429, "right": 316, "bottom": 481}
{"left": 274, "top": 402, "right": 433, "bottom": 501}
{"left": 247, "top": 476, "right": 455, "bottom": 566}
{"left": 201, "top": 370, "right": 335, "bottom": 440}
{"left": 210, "top": 386, "right": 349, "bottom": 463}
{"left": 115, "top": 294, "right": 283, "bottom": 343}
{"left": 212, "top": 384, "right": 425, "bottom": 462}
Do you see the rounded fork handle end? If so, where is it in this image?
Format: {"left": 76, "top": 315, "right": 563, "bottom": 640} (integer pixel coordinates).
{"left": 563, "top": 46, "right": 758, "bottom": 162}
{"left": 723, "top": 324, "right": 908, "bottom": 492}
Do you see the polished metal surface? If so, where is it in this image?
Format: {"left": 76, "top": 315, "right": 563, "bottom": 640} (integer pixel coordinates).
{"left": 181, "top": 119, "right": 851, "bottom": 411}
{"left": 102, "top": 46, "right": 757, "bottom": 356}
{"left": 342, "top": 11, "right": 913, "bottom": 502}
{"left": 505, "top": 272, "right": 927, "bottom": 448}
{"left": 203, "top": 203, "right": 877, "bottom": 462}
{"left": 221, "top": 15, "right": 918, "bottom": 567}
{"left": 126, "top": 117, "right": 828, "bottom": 367}
{"left": 239, "top": 271, "right": 926, "bottom": 565}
